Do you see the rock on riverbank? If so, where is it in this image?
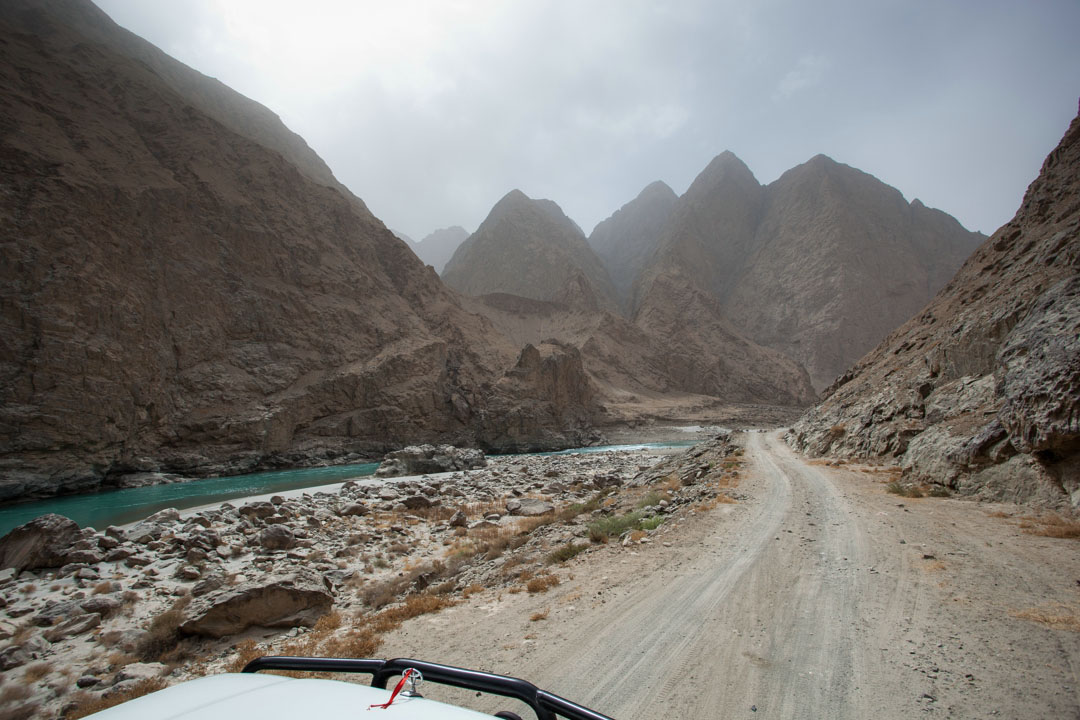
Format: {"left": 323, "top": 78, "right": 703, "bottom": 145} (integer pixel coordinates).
{"left": 0, "top": 440, "right": 740, "bottom": 719}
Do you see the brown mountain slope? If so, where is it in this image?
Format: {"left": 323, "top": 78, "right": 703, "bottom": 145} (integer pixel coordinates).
{"left": 726, "top": 155, "right": 985, "bottom": 389}
{"left": 629, "top": 152, "right": 983, "bottom": 391}
{"left": 442, "top": 190, "right": 619, "bottom": 313}
{"left": 630, "top": 152, "right": 765, "bottom": 316}
{"left": 788, "top": 106, "right": 1080, "bottom": 507}
{"left": 469, "top": 279, "right": 817, "bottom": 412}
{"left": 587, "top": 180, "right": 677, "bottom": 313}
{"left": 0, "top": 0, "right": 599, "bottom": 501}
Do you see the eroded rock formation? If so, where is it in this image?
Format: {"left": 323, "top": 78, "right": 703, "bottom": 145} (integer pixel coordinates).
{"left": 788, "top": 107, "right": 1080, "bottom": 506}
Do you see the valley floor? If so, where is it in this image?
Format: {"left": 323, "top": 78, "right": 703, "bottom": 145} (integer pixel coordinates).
{"left": 380, "top": 431, "right": 1080, "bottom": 719}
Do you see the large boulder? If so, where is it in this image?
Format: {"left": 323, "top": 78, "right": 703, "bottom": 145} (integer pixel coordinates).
{"left": 179, "top": 568, "right": 333, "bottom": 638}
{"left": 43, "top": 612, "right": 101, "bottom": 642}
{"left": 257, "top": 525, "right": 296, "bottom": 551}
{"left": 505, "top": 497, "right": 555, "bottom": 517}
{"left": 375, "top": 445, "right": 487, "bottom": 478}
{"left": 0, "top": 514, "right": 81, "bottom": 571}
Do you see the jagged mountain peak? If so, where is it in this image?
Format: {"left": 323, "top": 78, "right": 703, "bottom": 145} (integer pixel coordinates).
{"left": 684, "top": 151, "right": 759, "bottom": 201}
{"left": 442, "top": 189, "right": 617, "bottom": 312}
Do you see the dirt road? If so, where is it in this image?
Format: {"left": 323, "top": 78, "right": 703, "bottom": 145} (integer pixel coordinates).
{"left": 383, "top": 431, "right": 1080, "bottom": 719}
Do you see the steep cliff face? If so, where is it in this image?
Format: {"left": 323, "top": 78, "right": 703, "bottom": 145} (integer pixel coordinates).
{"left": 633, "top": 273, "right": 818, "bottom": 405}
{"left": 588, "top": 180, "right": 677, "bottom": 313}
{"left": 788, "top": 108, "right": 1080, "bottom": 507}
{"left": 0, "top": 0, "right": 600, "bottom": 501}
{"left": 725, "top": 155, "right": 984, "bottom": 389}
{"left": 631, "top": 152, "right": 766, "bottom": 315}
{"left": 477, "top": 342, "right": 603, "bottom": 451}
{"left": 442, "top": 190, "right": 619, "bottom": 313}
{"left": 627, "top": 152, "right": 983, "bottom": 390}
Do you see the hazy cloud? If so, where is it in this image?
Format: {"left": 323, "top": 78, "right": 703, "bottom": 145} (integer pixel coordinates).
{"left": 94, "top": 0, "right": 1080, "bottom": 239}
{"left": 773, "top": 55, "right": 829, "bottom": 102}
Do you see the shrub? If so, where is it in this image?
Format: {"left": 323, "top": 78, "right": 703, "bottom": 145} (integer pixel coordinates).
{"left": 225, "top": 639, "right": 264, "bottom": 673}
{"left": 636, "top": 491, "right": 664, "bottom": 509}
{"left": 65, "top": 678, "right": 167, "bottom": 719}
{"left": 136, "top": 596, "right": 191, "bottom": 662}
{"left": 526, "top": 575, "right": 560, "bottom": 594}
{"left": 20, "top": 662, "right": 51, "bottom": 684}
{"left": 587, "top": 511, "right": 646, "bottom": 543}
{"left": 546, "top": 542, "right": 589, "bottom": 564}
{"left": 1023, "top": 513, "right": 1080, "bottom": 539}
{"left": 885, "top": 481, "right": 923, "bottom": 498}
{"left": 640, "top": 516, "right": 664, "bottom": 531}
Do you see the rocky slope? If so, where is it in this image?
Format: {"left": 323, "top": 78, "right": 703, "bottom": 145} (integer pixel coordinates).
{"left": 629, "top": 152, "right": 983, "bottom": 390}
{"left": 587, "top": 180, "right": 677, "bottom": 313}
{"left": 788, "top": 107, "right": 1080, "bottom": 507}
{"left": 442, "top": 190, "right": 619, "bottom": 313}
{"left": 0, "top": 0, "right": 601, "bottom": 502}
{"left": 0, "top": 444, "right": 711, "bottom": 719}
{"left": 411, "top": 226, "right": 469, "bottom": 274}
{"left": 472, "top": 292, "right": 817, "bottom": 413}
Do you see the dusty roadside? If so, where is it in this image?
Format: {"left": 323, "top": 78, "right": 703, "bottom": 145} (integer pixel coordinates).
{"left": 379, "top": 431, "right": 1080, "bottom": 719}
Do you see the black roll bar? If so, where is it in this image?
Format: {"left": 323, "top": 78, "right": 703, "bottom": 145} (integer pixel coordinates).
{"left": 241, "top": 656, "right": 614, "bottom": 720}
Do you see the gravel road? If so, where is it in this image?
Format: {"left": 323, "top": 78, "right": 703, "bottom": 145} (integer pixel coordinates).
{"left": 384, "top": 431, "right": 1080, "bottom": 719}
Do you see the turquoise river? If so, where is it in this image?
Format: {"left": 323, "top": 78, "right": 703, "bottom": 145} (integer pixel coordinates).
{"left": 0, "top": 442, "right": 694, "bottom": 537}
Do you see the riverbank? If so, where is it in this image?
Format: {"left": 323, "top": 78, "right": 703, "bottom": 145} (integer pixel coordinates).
{"left": 0, "top": 436, "right": 740, "bottom": 718}
{"left": 0, "top": 424, "right": 725, "bottom": 537}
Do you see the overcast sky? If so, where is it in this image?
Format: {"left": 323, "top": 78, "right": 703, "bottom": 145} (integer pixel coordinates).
{"left": 95, "top": 0, "right": 1079, "bottom": 240}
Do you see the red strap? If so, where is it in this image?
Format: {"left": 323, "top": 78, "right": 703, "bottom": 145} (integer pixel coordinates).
{"left": 369, "top": 669, "right": 414, "bottom": 710}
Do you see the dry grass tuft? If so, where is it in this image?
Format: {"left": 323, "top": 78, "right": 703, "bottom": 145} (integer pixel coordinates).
{"left": 225, "top": 639, "right": 264, "bottom": 673}
{"left": 1012, "top": 602, "right": 1080, "bottom": 632}
{"left": 526, "top": 574, "right": 560, "bottom": 594}
{"left": 370, "top": 594, "right": 456, "bottom": 634}
{"left": 65, "top": 678, "right": 168, "bottom": 719}
{"left": 1021, "top": 512, "right": 1080, "bottom": 539}
{"left": 136, "top": 596, "right": 192, "bottom": 662}
{"left": 20, "top": 661, "right": 52, "bottom": 684}
{"left": 461, "top": 583, "right": 485, "bottom": 598}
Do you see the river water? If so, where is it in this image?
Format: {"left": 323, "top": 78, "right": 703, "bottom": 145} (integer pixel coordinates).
{"left": 0, "top": 442, "right": 696, "bottom": 537}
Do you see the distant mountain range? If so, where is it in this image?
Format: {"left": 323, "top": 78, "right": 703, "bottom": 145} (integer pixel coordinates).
{"left": 441, "top": 150, "right": 982, "bottom": 392}
{"left": 394, "top": 226, "right": 469, "bottom": 274}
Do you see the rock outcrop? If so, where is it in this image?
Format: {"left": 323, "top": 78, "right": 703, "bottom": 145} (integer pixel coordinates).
{"left": 442, "top": 190, "right": 619, "bottom": 313}
{"left": 788, "top": 107, "right": 1080, "bottom": 506}
{"left": 0, "top": 0, "right": 603, "bottom": 501}
{"left": 179, "top": 568, "right": 333, "bottom": 638}
{"left": 375, "top": 444, "right": 487, "bottom": 478}
{"left": 0, "top": 514, "right": 81, "bottom": 571}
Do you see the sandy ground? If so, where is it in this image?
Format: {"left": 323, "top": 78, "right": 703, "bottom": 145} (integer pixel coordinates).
{"left": 378, "top": 431, "right": 1080, "bottom": 719}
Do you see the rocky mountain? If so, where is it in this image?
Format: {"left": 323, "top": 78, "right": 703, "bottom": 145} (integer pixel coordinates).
{"left": 0, "top": 0, "right": 600, "bottom": 501}
{"left": 413, "top": 226, "right": 469, "bottom": 274}
{"left": 628, "top": 152, "right": 983, "bottom": 390}
{"left": 442, "top": 190, "right": 620, "bottom": 313}
{"left": 788, "top": 107, "right": 1080, "bottom": 507}
{"left": 587, "top": 180, "right": 677, "bottom": 313}
{"left": 724, "top": 155, "right": 985, "bottom": 390}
